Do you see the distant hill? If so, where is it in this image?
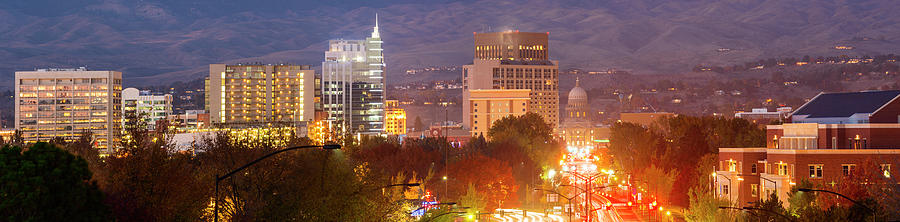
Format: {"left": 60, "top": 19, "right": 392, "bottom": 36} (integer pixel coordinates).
{"left": 1, "top": 0, "right": 899, "bottom": 89}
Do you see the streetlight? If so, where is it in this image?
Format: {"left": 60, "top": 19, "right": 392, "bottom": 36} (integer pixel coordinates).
{"left": 718, "top": 206, "right": 796, "bottom": 222}
{"left": 798, "top": 188, "right": 876, "bottom": 221}
{"left": 535, "top": 188, "right": 578, "bottom": 222}
{"left": 442, "top": 175, "right": 448, "bottom": 202}
{"left": 559, "top": 184, "right": 608, "bottom": 222}
{"left": 213, "top": 144, "right": 341, "bottom": 222}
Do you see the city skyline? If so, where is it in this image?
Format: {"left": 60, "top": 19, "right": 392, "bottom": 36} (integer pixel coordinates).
{"left": 3, "top": 1, "right": 900, "bottom": 222}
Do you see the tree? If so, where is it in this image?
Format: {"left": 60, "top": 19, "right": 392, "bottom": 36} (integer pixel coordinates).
{"left": 608, "top": 122, "right": 662, "bottom": 176}
{"left": 0, "top": 142, "right": 110, "bottom": 221}
{"left": 439, "top": 154, "right": 518, "bottom": 210}
{"left": 685, "top": 187, "right": 739, "bottom": 222}
{"left": 644, "top": 165, "right": 678, "bottom": 205}
{"left": 749, "top": 193, "right": 792, "bottom": 222}
{"left": 459, "top": 183, "right": 487, "bottom": 214}
{"left": 102, "top": 115, "right": 208, "bottom": 221}
{"left": 199, "top": 131, "right": 388, "bottom": 221}
{"left": 486, "top": 113, "right": 561, "bottom": 205}
{"left": 787, "top": 180, "right": 826, "bottom": 221}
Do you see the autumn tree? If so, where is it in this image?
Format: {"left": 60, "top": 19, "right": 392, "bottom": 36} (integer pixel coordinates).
{"left": 439, "top": 154, "right": 518, "bottom": 210}
{"left": 102, "top": 115, "right": 208, "bottom": 221}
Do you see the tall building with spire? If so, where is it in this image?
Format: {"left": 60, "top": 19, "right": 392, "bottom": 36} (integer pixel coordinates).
{"left": 322, "top": 15, "right": 385, "bottom": 135}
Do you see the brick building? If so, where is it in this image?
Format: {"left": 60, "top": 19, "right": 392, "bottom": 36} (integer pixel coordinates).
{"left": 716, "top": 90, "right": 900, "bottom": 206}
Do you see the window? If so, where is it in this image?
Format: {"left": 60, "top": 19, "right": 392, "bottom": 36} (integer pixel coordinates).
{"left": 809, "top": 164, "right": 823, "bottom": 178}
{"left": 751, "top": 184, "right": 759, "bottom": 197}
{"left": 727, "top": 160, "right": 737, "bottom": 172}
{"left": 882, "top": 164, "right": 891, "bottom": 178}
{"left": 841, "top": 164, "right": 856, "bottom": 176}
{"left": 722, "top": 185, "right": 730, "bottom": 195}
{"left": 751, "top": 163, "right": 757, "bottom": 174}
{"left": 777, "top": 163, "right": 789, "bottom": 176}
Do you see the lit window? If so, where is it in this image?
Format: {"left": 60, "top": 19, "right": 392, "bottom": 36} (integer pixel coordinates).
{"left": 727, "top": 160, "right": 737, "bottom": 172}
{"left": 777, "top": 163, "right": 789, "bottom": 176}
{"left": 809, "top": 164, "right": 823, "bottom": 178}
{"left": 881, "top": 164, "right": 891, "bottom": 178}
{"left": 751, "top": 184, "right": 758, "bottom": 197}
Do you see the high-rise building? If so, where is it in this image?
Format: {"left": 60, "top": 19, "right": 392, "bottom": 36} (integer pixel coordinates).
{"left": 15, "top": 68, "right": 122, "bottom": 153}
{"left": 467, "top": 89, "right": 531, "bottom": 137}
{"left": 463, "top": 31, "right": 559, "bottom": 130}
{"left": 122, "top": 88, "right": 172, "bottom": 131}
{"left": 205, "top": 64, "right": 315, "bottom": 126}
{"left": 384, "top": 100, "right": 407, "bottom": 135}
{"left": 321, "top": 15, "right": 385, "bottom": 135}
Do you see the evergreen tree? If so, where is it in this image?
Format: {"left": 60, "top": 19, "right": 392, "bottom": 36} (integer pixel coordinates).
{"left": 0, "top": 142, "right": 110, "bottom": 221}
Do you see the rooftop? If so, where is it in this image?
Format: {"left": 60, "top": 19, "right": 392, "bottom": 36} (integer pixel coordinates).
{"left": 793, "top": 90, "right": 900, "bottom": 118}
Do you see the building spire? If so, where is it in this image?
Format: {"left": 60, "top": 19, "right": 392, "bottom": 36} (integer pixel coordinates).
{"left": 575, "top": 76, "right": 580, "bottom": 87}
{"left": 371, "top": 13, "right": 380, "bottom": 38}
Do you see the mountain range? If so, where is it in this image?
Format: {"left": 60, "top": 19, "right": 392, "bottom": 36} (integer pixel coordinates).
{"left": 1, "top": 0, "right": 899, "bottom": 89}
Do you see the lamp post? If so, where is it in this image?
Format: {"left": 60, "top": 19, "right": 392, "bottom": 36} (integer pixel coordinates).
{"left": 213, "top": 144, "right": 341, "bottom": 222}
{"left": 560, "top": 183, "right": 607, "bottom": 222}
{"left": 535, "top": 188, "right": 577, "bottom": 222}
{"left": 718, "top": 206, "right": 796, "bottom": 222}
{"left": 738, "top": 174, "right": 777, "bottom": 200}
{"left": 798, "top": 188, "right": 876, "bottom": 221}
{"left": 562, "top": 172, "right": 604, "bottom": 222}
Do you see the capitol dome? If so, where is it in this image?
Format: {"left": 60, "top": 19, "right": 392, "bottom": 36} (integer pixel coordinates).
{"left": 567, "top": 78, "right": 588, "bottom": 104}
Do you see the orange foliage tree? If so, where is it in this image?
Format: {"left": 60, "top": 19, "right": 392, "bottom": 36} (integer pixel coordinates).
{"left": 439, "top": 154, "right": 518, "bottom": 211}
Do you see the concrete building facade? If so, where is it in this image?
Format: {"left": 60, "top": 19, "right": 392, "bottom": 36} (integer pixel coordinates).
{"left": 384, "top": 100, "right": 407, "bottom": 135}
{"left": 205, "top": 64, "right": 315, "bottom": 127}
{"left": 122, "top": 88, "right": 172, "bottom": 131}
{"left": 463, "top": 31, "right": 559, "bottom": 130}
{"left": 467, "top": 89, "right": 531, "bottom": 137}
{"left": 15, "top": 68, "right": 123, "bottom": 152}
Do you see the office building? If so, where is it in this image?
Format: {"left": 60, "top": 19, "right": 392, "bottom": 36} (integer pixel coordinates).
{"left": 384, "top": 100, "right": 407, "bottom": 135}
{"left": 321, "top": 15, "right": 385, "bottom": 135}
{"left": 122, "top": 88, "right": 172, "bottom": 131}
{"left": 167, "top": 110, "right": 210, "bottom": 132}
{"left": 15, "top": 68, "right": 122, "bottom": 152}
{"left": 205, "top": 64, "right": 315, "bottom": 126}
{"left": 463, "top": 31, "right": 559, "bottom": 130}
{"left": 716, "top": 90, "right": 900, "bottom": 206}
{"left": 467, "top": 89, "right": 531, "bottom": 137}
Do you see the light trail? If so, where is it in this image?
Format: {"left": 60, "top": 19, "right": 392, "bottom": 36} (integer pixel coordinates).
{"left": 493, "top": 209, "right": 565, "bottom": 222}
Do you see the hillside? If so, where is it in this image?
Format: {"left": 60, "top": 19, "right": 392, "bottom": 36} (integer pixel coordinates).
{"left": 1, "top": 0, "right": 900, "bottom": 89}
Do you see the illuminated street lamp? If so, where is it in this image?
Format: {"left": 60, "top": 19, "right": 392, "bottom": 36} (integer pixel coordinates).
{"left": 214, "top": 144, "right": 341, "bottom": 222}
